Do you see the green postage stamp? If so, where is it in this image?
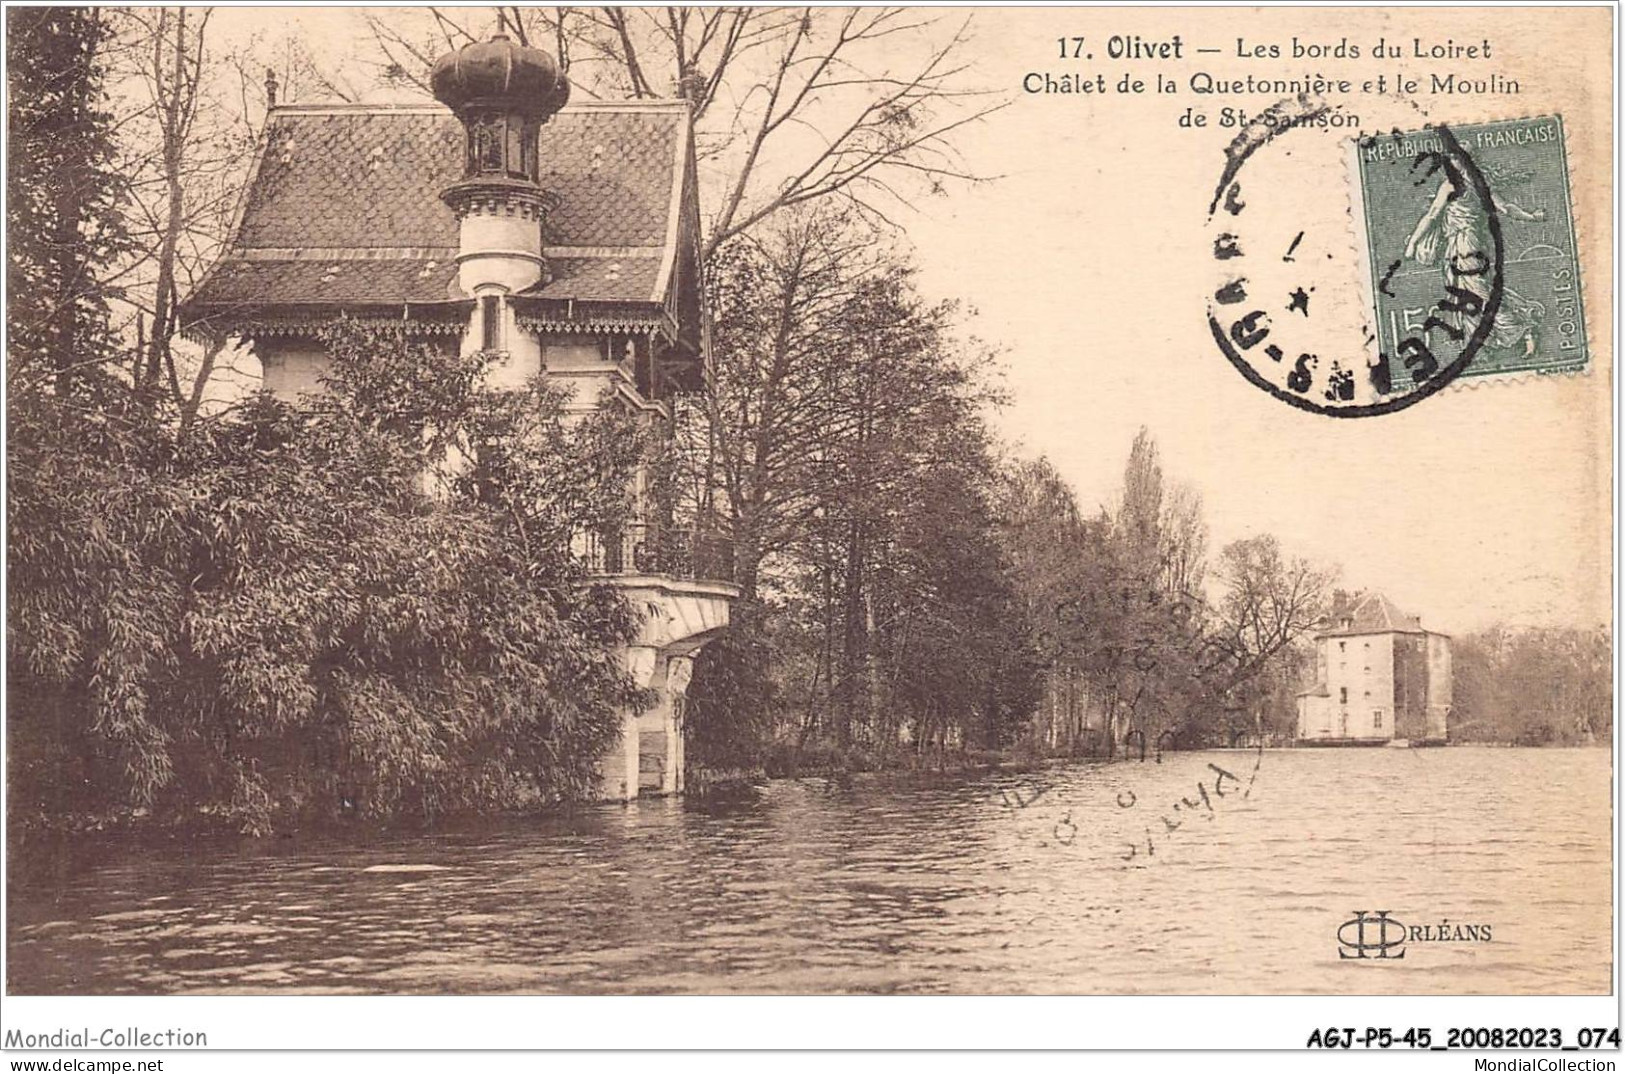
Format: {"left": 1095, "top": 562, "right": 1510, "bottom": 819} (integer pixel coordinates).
{"left": 1353, "top": 115, "right": 1588, "bottom": 389}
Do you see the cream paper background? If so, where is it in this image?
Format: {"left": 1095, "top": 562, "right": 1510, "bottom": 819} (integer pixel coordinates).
{"left": 0, "top": 4, "right": 1615, "bottom": 1052}
{"left": 898, "top": 5, "right": 1614, "bottom": 635}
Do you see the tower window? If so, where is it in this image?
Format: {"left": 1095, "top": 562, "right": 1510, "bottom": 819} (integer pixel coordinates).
{"left": 505, "top": 122, "right": 526, "bottom": 179}
{"left": 460, "top": 110, "right": 540, "bottom": 182}
{"left": 470, "top": 115, "right": 504, "bottom": 174}
{"left": 480, "top": 294, "right": 503, "bottom": 352}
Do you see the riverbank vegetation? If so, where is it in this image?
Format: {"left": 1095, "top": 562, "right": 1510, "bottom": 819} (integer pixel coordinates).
{"left": 1451, "top": 626, "right": 1611, "bottom": 746}
{"left": 11, "top": 309, "right": 648, "bottom": 834}
{"left": 9, "top": 10, "right": 650, "bottom": 834}
{"left": 679, "top": 316, "right": 1342, "bottom": 779}
{"left": 675, "top": 213, "right": 1040, "bottom": 773}
{"left": 9, "top": 9, "right": 1607, "bottom": 836}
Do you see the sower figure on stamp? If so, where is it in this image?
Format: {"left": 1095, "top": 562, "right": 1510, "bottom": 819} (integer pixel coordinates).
{"left": 1404, "top": 163, "right": 1548, "bottom": 358}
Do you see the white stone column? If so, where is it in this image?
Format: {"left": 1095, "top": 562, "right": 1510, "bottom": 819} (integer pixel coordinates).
{"left": 599, "top": 645, "right": 659, "bottom": 801}
{"left": 635, "top": 681, "right": 670, "bottom": 795}
{"left": 628, "top": 652, "right": 695, "bottom": 797}
{"left": 666, "top": 655, "right": 693, "bottom": 795}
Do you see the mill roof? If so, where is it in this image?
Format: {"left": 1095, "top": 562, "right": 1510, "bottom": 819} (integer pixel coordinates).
{"left": 180, "top": 100, "right": 702, "bottom": 338}
{"left": 1319, "top": 592, "right": 1438, "bottom": 637}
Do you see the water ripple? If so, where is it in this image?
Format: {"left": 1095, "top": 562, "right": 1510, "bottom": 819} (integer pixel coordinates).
{"left": 6, "top": 747, "right": 1611, "bottom": 995}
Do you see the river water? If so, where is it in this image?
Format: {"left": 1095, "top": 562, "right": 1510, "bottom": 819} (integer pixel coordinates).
{"left": 6, "top": 747, "right": 1612, "bottom": 994}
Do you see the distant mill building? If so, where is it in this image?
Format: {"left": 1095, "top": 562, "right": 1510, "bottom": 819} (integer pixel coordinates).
{"left": 179, "top": 36, "right": 737, "bottom": 800}
{"left": 1296, "top": 594, "right": 1452, "bottom": 746}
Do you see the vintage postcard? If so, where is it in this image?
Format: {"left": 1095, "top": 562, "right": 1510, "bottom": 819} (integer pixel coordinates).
{"left": 1, "top": 3, "right": 1615, "bottom": 1063}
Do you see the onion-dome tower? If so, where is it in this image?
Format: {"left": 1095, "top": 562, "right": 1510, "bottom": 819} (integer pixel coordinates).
{"left": 431, "top": 34, "right": 571, "bottom": 300}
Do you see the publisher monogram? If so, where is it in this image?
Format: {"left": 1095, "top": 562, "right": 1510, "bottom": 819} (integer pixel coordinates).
{"left": 1338, "top": 910, "right": 1407, "bottom": 959}
{"left": 1337, "top": 911, "right": 1494, "bottom": 959}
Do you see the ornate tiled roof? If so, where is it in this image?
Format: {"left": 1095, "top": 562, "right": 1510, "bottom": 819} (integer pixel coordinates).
{"left": 181, "top": 100, "right": 694, "bottom": 331}
{"left": 193, "top": 254, "right": 462, "bottom": 306}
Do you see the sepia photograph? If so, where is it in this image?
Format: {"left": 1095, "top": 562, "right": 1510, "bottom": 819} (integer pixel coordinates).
{"left": 1, "top": 1, "right": 1616, "bottom": 1064}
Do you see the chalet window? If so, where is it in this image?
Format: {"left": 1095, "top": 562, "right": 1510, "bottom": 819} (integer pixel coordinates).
{"left": 1338, "top": 641, "right": 1346, "bottom": 652}
{"left": 1339, "top": 686, "right": 1348, "bottom": 704}
{"left": 480, "top": 295, "right": 503, "bottom": 352}
{"left": 1373, "top": 710, "right": 1384, "bottom": 729}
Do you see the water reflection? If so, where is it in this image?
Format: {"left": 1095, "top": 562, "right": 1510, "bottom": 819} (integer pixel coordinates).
{"left": 7, "top": 747, "right": 1611, "bottom": 994}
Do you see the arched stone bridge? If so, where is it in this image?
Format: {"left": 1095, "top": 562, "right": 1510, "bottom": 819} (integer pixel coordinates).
{"left": 596, "top": 573, "right": 739, "bottom": 801}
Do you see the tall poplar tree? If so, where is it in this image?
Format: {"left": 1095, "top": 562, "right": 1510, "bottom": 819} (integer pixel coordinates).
{"left": 7, "top": 6, "right": 129, "bottom": 399}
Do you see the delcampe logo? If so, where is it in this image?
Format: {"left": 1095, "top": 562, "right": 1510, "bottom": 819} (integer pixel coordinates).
{"left": 1337, "top": 910, "right": 1407, "bottom": 960}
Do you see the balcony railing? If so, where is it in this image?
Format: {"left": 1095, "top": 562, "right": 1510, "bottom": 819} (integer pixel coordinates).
{"left": 576, "top": 522, "right": 735, "bottom": 584}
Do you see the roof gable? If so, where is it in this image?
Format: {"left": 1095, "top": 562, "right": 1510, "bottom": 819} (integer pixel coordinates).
{"left": 183, "top": 100, "right": 698, "bottom": 325}
{"left": 1322, "top": 592, "right": 1429, "bottom": 637}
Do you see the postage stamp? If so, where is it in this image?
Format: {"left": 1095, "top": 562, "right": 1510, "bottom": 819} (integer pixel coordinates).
{"left": 1205, "top": 96, "right": 1506, "bottom": 417}
{"left": 1354, "top": 115, "right": 1588, "bottom": 389}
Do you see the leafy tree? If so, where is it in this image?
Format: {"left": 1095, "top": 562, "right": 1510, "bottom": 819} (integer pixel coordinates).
{"left": 1117, "top": 427, "right": 1164, "bottom": 573}
{"left": 881, "top": 458, "right": 1041, "bottom": 752}
{"left": 679, "top": 212, "right": 1030, "bottom": 771}
{"left": 1209, "top": 536, "right": 1333, "bottom": 690}
{"left": 997, "top": 457, "right": 1098, "bottom": 751}
{"left": 1186, "top": 534, "right": 1333, "bottom": 744}
{"left": 1452, "top": 625, "right": 1611, "bottom": 746}
{"left": 10, "top": 321, "right": 645, "bottom": 833}
{"left": 1004, "top": 431, "right": 1331, "bottom": 754}
{"left": 7, "top": 7, "right": 130, "bottom": 400}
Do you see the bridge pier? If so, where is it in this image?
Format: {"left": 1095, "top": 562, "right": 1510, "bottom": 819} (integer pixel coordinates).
{"left": 639, "top": 654, "right": 693, "bottom": 795}
{"left": 599, "top": 648, "right": 695, "bottom": 800}
{"left": 595, "top": 576, "right": 736, "bottom": 802}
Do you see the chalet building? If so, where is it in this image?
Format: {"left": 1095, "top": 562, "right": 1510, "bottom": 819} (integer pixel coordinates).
{"left": 1296, "top": 593, "right": 1451, "bottom": 746}
{"left": 179, "top": 36, "right": 737, "bottom": 800}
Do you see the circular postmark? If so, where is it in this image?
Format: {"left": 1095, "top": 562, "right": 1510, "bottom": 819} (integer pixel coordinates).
{"left": 1205, "top": 95, "right": 1505, "bottom": 417}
